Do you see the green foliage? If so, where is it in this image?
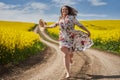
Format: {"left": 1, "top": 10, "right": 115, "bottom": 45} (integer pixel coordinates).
{"left": 46, "top": 29, "right": 59, "bottom": 40}
{"left": 92, "top": 38, "right": 120, "bottom": 54}
{"left": 0, "top": 41, "right": 46, "bottom": 65}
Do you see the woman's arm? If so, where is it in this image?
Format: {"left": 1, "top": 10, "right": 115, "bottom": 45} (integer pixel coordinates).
{"left": 44, "top": 22, "right": 58, "bottom": 28}
{"left": 39, "top": 19, "right": 58, "bottom": 28}
{"left": 74, "top": 18, "right": 91, "bottom": 36}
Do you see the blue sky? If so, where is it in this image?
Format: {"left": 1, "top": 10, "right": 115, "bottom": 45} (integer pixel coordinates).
{"left": 0, "top": 0, "right": 120, "bottom": 23}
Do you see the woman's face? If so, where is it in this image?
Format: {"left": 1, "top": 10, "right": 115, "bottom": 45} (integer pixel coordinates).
{"left": 61, "top": 6, "right": 69, "bottom": 16}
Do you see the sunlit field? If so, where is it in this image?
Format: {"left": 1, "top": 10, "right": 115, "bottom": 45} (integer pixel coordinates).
{"left": 0, "top": 21, "right": 46, "bottom": 64}
{"left": 46, "top": 20, "right": 120, "bottom": 54}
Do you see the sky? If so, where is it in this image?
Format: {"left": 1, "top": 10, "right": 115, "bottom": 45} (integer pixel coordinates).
{"left": 0, "top": 0, "right": 120, "bottom": 23}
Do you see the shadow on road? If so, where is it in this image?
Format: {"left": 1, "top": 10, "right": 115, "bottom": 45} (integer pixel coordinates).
{"left": 87, "top": 74, "right": 120, "bottom": 79}
{"left": 64, "top": 74, "right": 120, "bottom": 80}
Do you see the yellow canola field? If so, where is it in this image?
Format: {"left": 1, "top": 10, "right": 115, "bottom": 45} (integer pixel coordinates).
{"left": 46, "top": 20, "right": 120, "bottom": 42}
{"left": 0, "top": 21, "right": 40, "bottom": 54}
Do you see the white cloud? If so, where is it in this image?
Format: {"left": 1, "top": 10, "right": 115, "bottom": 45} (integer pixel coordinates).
{"left": 88, "top": 0, "right": 107, "bottom": 6}
{"left": 24, "top": 2, "right": 48, "bottom": 10}
{"left": 78, "top": 13, "right": 107, "bottom": 17}
{"left": 0, "top": 2, "right": 19, "bottom": 9}
{"left": 0, "top": 8, "right": 59, "bottom": 23}
{"left": 0, "top": 2, "right": 56, "bottom": 23}
{"left": 52, "top": 0, "right": 81, "bottom": 7}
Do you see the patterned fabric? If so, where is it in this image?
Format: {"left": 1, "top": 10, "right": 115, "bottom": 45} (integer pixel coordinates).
{"left": 52, "top": 15, "right": 93, "bottom": 51}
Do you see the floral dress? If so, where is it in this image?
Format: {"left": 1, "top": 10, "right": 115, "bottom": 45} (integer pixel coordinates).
{"left": 51, "top": 15, "right": 93, "bottom": 51}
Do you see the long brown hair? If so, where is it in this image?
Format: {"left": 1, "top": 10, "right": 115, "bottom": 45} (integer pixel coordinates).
{"left": 60, "top": 5, "right": 78, "bottom": 19}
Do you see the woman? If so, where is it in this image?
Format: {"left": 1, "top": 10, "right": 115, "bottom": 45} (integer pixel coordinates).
{"left": 39, "top": 5, "right": 93, "bottom": 78}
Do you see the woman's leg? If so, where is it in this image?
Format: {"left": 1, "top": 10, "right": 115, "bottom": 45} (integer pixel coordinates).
{"left": 61, "top": 47, "right": 72, "bottom": 78}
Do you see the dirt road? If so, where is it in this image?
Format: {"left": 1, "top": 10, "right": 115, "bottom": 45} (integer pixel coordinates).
{"left": 1, "top": 26, "right": 120, "bottom": 80}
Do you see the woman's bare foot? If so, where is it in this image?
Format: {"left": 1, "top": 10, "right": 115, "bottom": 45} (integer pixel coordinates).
{"left": 66, "top": 73, "right": 70, "bottom": 78}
